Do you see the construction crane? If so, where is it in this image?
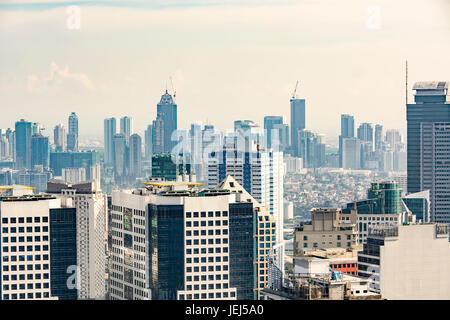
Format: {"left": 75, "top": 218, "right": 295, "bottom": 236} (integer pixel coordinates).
{"left": 292, "top": 80, "right": 299, "bottom": 99}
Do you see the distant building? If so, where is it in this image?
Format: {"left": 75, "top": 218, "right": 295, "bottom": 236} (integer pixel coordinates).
{"left": 62, "top": 167, "right": 86, "bottom": 184}
{"left": 53, "top": 124, "right": 66, "bottom": 152}
{"left": 31, "top": 134, "right": 50, "bottom": 169}
{"left": 128, "top": 133, "right": 142, "bottom": 178}
{"left": 15, "top": 119, "right": 33, "bottom": 170}
{"left": 290, "top": 99, "right": 306, "bottom": 157}
{"left": 357, "top": 223, "right": 450, "bottom": 299}
{"left": 120, "top": 116, "right": 133, "bottom": 143}
{"left": 67, "top": 112, "right": 78, "bottom": 152}
{"left": 264, "top": 116, "right": 283, "bottom": 149}
{"left": 156, "top": 90, "right": 177, "bottom": 154}
{"left": 341, "top": 137, "right": 361, "bottom": 170}
{"left": 144, "top": 124, "right": 153, "bottom": 160}
{"left": 103, "top": 118, "right": 116, "bottom": 166}
{"left": 151, "top": 154, "right": 189, "bottom": 181}
{"left": 339, "top": 114, "right": 355, "bottom": 167}
{"left": 49, "top": 151, "right": 100, "bottom": 180}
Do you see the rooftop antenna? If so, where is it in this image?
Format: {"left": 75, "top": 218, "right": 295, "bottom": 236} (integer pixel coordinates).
{"left": 170, "top": 76, "right": 176, "bottom": 99}
{"left": 292, "top": 80, "right": 299, "bottom": 99}
{"left": 405, "top": 60, "right": 408, "bottom": 105}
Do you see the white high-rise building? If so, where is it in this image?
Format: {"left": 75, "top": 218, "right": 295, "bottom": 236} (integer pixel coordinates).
{"left": 47, "top": 180, "right": 107, "bottom": 300}
{"left": 109, "top": 179, "right": 259, "bottom": 300}
{"left": 207, "top": 138, "right": 284, "bottom": 274}
{"left": 0, "top": 186, "right": 77, "bottom": 300}
{"left": 62, "top": 167, "right": 86, "bottom": 184}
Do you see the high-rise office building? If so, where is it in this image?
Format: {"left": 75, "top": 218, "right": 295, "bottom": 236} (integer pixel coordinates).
{"left": 341, "top": 137, "right": 361, "bottom": 170}
{"left": 157, "top": 90, "right": 177, "bottom": 154}
{"left": 49, "top": 151, "right": 100, "bottom": 180}
{"left": 290, "top": 98, "right": 306, "bottom": 157}
{"left": 67, "top": 112, "right": 78, "bottom": 152}
{"left": 0, "top": 188, "right": 77, "bottom": 300}
{"left": 264, "top": 116, "right": 283, "bottom": 149}
{"left": 53, "top": 124, "right": 66, "bottom": 152}
{"left": 120, "top": 116, "right": 133, "bottom": 143}
{"left": 407, "top": 81, "right": 450, "bottom": 223}
{"left": 152, "top": 114, "right": 165, "bottom": 155}
{"left": 144, "top": 124, "right": 153, "bottom": 161}
{"left": 128, "top": 133, "right": 142, "bottom": 178}
{"left": 31, "top": 134, "right": 50, "bottom": 169}
{"left": 14, "top": 119, "right": 33, "bottom": 170}
{"left": 109, "top": 179, "right": 258, "bottom": 300}
{"left": 112, "top": 133, "right": 127, "bottom": 179}
{"left": 339, "top": 114, "right": 354, "bottom": 168}
{"left": 374, "top": 124, "right": 383, "bottom": 152}
{"left": 297, "top": 129, "right": 326, "bottom": 168}
{"left": 104, "top": 118, "right": 116, "bottom": 166}
{"left": 151, "top": 154, "right": 189, "bottom": 181}
{"left": 357, "top": 123, "right": 374, "bottom": 149}
{"left": 207, "top": 139, "right": 284, "bottom": 273}
{"left": 47, "top": 180, "right": 106, "bottom": 300}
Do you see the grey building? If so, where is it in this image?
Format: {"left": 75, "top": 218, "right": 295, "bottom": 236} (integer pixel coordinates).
{"left": 290, "top": 98, "right": 306, "bottom": 157}
{"left": 120, "top": 116, "right": 133, "bottom": 143}
{"left": 406, "top": 81, "right": 450, "bottom": 223}
{"left": 104, "top": 118, "right": 116, "bottom": 166}
{"left": 157, "top": 90, "right": 177, "bottom": 154}
{"left": 67, "top": 112, "right": 78, "bottom": 152}
{"left": 129, "top": 133, "right": 142, "bottom": 178}
{"left": 339, "top": 114, "right": 354, "bottom": 167}
{"left": 264, "top": 116, "right": 283, "bottom": 149}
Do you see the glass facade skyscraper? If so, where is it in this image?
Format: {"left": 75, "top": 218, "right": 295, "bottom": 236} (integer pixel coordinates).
{"left": 157, "top": 90, "right": 177, "bottom": 154}
{"left": 290, "top": 98, "right": 305, "bottom": 157}
{"left": 31, "top": 134, "right": 50, "bottom": 168}
{"left": 67, "top": 112, "right": 78, "bottom": 152}
{"left": 14, "top": 119, "right": 33, "bottom": 170}
{"left": 407, "top": 81, "right": 450, "bottom": 223}
{"left": 264, "top": 116, "right": 283, "bottom": 149}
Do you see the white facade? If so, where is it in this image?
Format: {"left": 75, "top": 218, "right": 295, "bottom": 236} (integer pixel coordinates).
{"left": 358, "top": 224, "right": 450, "bottom": 299}
{"left": 207, "top": 141, "right": 284, "bottom": 272}
{"left": 0, "top": 195, "right": 63, "bottom": 300}
{"left": 109, "top": 184, "right": 242, "bottom": 300}
{"left": 62, "top": 167, "right": 86, "bottom": 184}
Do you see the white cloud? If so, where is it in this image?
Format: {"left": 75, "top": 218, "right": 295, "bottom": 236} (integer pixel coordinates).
{"left": 27, "top": 62, "right": 94, "bottom": 93}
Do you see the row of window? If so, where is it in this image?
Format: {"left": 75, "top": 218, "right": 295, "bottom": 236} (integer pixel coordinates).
{"left": 2, "top": 235, "right": 48, "bottom": 242}
{"left": 186, "top": 265, "right": 229, "bottom": 273}
{"left": 3, "top": 292, "right": 50, "bottom": 300}
{"left": 186, "top": 238, "right": 228, "bottom": 246}
{"left": 3, "top": 282, "right": 49, "bottom": 291}
{"left": 3, "top": 264, "right": 49, "bottom": 272}
{"left": 186, "top": 220, "right": 228, "bottom": 227}
{"left": 186, "top": 229, "right": 228, "bottom": 237}
{"left": 2, "top": 254, "right": 47, "bottom": 262}
{"left": 2, "top": 245, "right": 49, "bottom": 252}
{"left": 186, "top": 274, "right": 228, "bottom": 282}
{"left": 1, "top": 217, "right": 48, "bottom": 224}
{"left": 179, "top": 291, "right": 235, "bottom": 300}
{"left": 1, "top": 226, "right": 49, "bottom": 233}
{"left": 186, "top": 211, "right": 228, "bottom": 218}
{"left": 186, "top": 256, "right": 229, "bottom": 264}
{"left": 3, "top": 273, "right": 50, "bottom": 281}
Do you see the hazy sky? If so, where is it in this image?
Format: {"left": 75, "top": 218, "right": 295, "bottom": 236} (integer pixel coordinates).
{"left": 1, "top": 0, "right": 449, "bottom": 144}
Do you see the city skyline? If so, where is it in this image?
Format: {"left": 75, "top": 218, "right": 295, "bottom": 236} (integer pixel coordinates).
{"left": 1, "top": 0, "right": 449, "bottom": 140}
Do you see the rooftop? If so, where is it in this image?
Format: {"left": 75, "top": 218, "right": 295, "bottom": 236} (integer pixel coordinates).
{"left": 413, "top": 81, "right": 448, "bottom": 90}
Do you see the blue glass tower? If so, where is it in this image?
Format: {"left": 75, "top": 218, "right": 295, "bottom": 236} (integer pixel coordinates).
{"left": 14, "top": 119, "right": 33, "bottom": 170}
{"left": 31, "top": 134, "right": 50, "bottom": 168}
{"left": 157, "top": 90, "right": 177, "bottom": 154}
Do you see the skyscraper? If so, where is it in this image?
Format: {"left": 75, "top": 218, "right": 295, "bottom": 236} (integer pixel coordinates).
{"left": 144, "top": 124, "right": 153, "bottom": 160}
{"left": 264, "top": 116, "right": 283, "bottom": 149}
{"left": 152, "top": 114, "right": 165, "bottom": 155}
{"left": 157, "top": 90, "right": 177, "bottom": 154}
{"left": 290, "top": 98, "right": 306, "bottom": 156}
{"left": 374, "top": 124, "right": 383, "bottom": 151}
{"left": 14, "top": 119, "right": 33, "bottom": 170}
{"left": 104, "top": 118, "right": 116, "bottom": 166}
{"left": 53, "top": 124, "right": 66, "bottom": 152}
{"left": 112, "top": 133, "right": 127, "bottom": 179}
{"left": 67, "top": 112, "right": 78, "bottom": 152}
{"left": 47, "top": 180, "right": 106, "bottom": 300}
{"left": 120, "top": 116, "right": 133, "bottom": 143}
{"left": 407, "top": 81, "right": 450, "bottom": 223}
{"left": 357, "top": 123, "right": 374, "bottom": 148}
{"left": 109, "top": 180, "right": 257, "bottom": 300}
{"left": 129, "top": 133, "right": 142, "bottom": 178}
{"left": 31, "top": 133, "right": 50, "bottom": 168}
{"left": 341, "top": 114, "right": 355, "bottom": 138}
{"left": 0, "top": 189, "right": 77, "bottom": 300}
